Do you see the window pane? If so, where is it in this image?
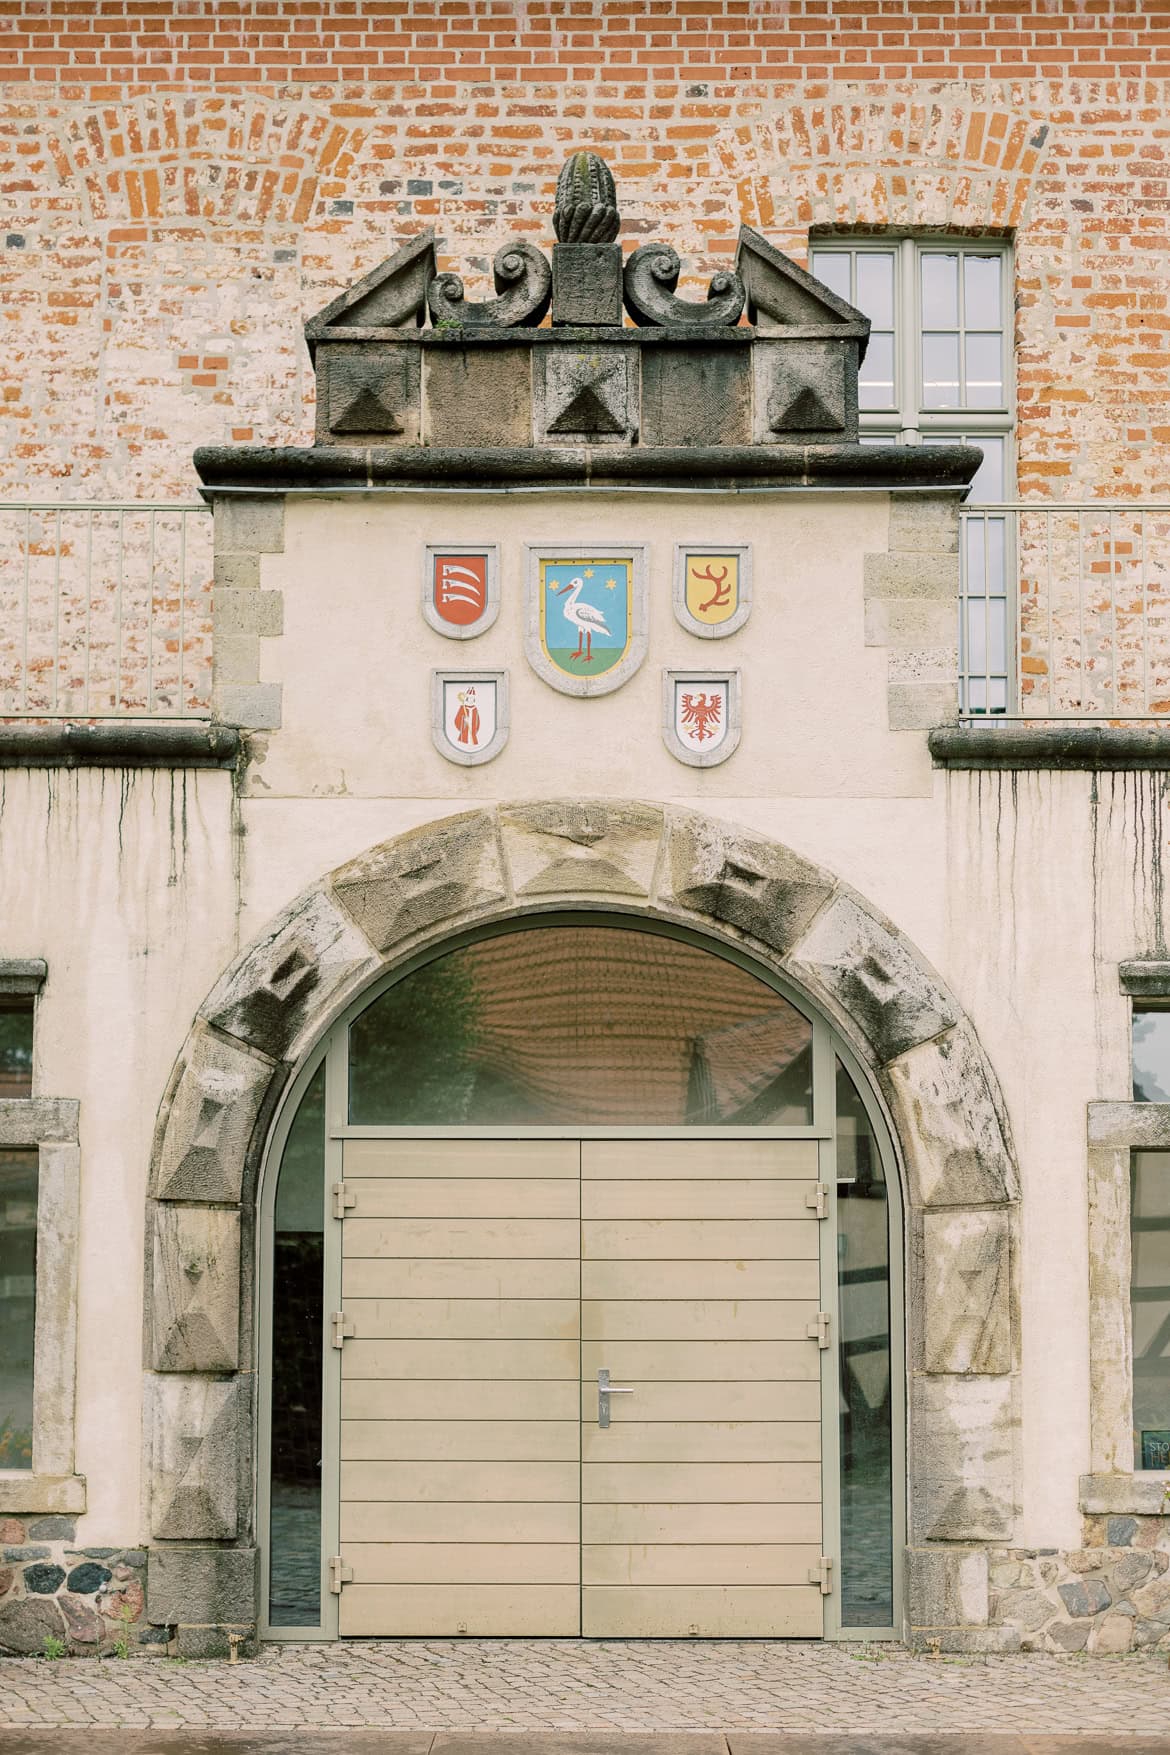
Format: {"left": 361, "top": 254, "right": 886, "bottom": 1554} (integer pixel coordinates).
{"left": 349, "top": 926, "right": 814, "bottom": 1127}
{"left": 0, "top": 1149, "right": 37, "bottom": 1469}
{"left": 922, "top": 331, "right": 960, "bottom": 408}
{"left": 970, "top": 436, "right": 1005, "bottom": 502}
{"left": 836, "top": 1061, "right": 892, "bottom": 1626}
{"left": 0, "top": 1003, "right": 33, "bottom": 1099}
{"left": 1134, "top": 1009, "right": 1170, "bottom": 1102}
{"left": 810, "top": 250, "right": 852, "bottom": 302}
{"left": 964, "top": 254, "right": 1002, "bottom": 328}
{"left": 269, "top": 1062, "right": 326, "bottom": 1625}
{"left": 855, "top": 252, "right": 895, "bottom": 329}
{"left": 921, "top": 253, "right": 959, "bottom": 327}
{"left": 1132, "top": 1151, "right": 1170, "bottom": 1469}
{"left": 965, "top": 333, "right": 1005, "bottom": 409}
{"left": 859, "top": 332, "right": 895, "bottom": 410}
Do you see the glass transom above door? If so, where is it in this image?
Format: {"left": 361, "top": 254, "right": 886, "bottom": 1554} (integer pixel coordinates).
{"left": 336, "top": 1136, "right": 825, "bottom": 1638}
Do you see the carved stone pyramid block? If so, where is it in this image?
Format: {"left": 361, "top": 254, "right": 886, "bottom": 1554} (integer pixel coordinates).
{"left": 315, "top": 344, "right": 421, "bottom": 445}
{"left": 535, "top": 346, "right": 634, "bottom": 444}
{"left": 753, "top": 338, "right": 857, "bottom": 443}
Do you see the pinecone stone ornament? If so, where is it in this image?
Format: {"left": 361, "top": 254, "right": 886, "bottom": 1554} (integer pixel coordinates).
{"left": 553, "top": 151, "right": 621, "bottom": 244}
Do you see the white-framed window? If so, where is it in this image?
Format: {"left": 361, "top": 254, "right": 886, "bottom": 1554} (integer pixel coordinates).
{"left": 810, "top": 238, "right": 1014, "bottom": 714}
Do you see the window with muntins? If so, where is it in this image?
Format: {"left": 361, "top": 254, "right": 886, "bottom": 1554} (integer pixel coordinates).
{"left": 810, "top": 238, "right": 1014, "bottom": 715}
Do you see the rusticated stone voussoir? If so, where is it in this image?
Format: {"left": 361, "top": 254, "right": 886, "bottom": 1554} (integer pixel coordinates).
{"left": 661, "top": 809, "right": 834, "bottom": 955}
{"left": 152, "top": 1026, "right": 274, "bottom": 1204}
{"left": 331, "top": 810, "right": 508, "bottom": 953}
{"left": 500, "top": 800, "right": 663, "bottom": 900}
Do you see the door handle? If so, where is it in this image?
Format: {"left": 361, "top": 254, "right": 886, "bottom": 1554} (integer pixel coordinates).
{"left": 597, "top": 1366, "right": 634, "bottom": 1429}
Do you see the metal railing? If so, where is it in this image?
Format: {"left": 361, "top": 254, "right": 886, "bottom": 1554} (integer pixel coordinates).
{"left": 0, "top": 503, "right": 212, "bottom": 718}
{"left": 961, "top": 503, "right": 1170, "bottom": 720}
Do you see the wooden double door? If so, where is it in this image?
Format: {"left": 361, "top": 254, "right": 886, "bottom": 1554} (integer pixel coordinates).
{"left": 336, "top": 1136, "right": 826, "bottom": 1637}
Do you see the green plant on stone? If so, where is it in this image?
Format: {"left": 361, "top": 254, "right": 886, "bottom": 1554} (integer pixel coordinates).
{"left": 41, "top": 1634, "right": 66, "bottom": 1660}
{"left": 110, "top": 1602, "right": 136, "bottom": 1660}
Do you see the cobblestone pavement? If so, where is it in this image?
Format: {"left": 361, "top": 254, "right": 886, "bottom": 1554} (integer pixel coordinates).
{"left": 1, "top": 1641, "right": 1170, "bottom": 1734}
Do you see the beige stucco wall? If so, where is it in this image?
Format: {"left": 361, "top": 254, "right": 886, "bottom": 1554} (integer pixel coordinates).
{"left": 5, "top": 489, "right": 1165, "bottom": 1569}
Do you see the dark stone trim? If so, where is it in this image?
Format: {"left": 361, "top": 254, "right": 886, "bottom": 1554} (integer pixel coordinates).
{"left": 1120, "top": 961, "right": 1170, "bottom": 998}
{"left": 0, "top": 722, "right": 241, "bottom": 769}
{"left": 0, "top": 958, "right": 47, "bottom": 997}
{"left": 930, "top": 724, "right": 1170, "bottom": 770}
{"left": 311, "top": 323, "right": 762, "bottom": 346}
{"left": 195, "top": 442, "right": 979, "bottom": 496}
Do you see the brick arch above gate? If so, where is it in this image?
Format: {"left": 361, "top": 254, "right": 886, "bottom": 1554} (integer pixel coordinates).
{"left": 143, "top": 801, "right": 1021, "bottom": 1637}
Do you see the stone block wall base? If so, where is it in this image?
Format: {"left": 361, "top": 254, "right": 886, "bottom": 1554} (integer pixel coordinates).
{"left": 168, "top": 1622, "right": 259, "bottom": 1660}
{"left": 906, "top": 1626, "right": 1022, "bottom": 1654}
{"left": 0, "top": 1519, "right": 157, "bottom": 1655}
{"left": 988, "top": 1539, "right": 1170, "bottom": 1652}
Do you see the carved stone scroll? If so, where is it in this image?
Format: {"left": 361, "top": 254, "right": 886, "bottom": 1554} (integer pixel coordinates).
{"left": 622, "top": 242, "right": 745, "bottom": 329}
{"left": 427, "top": 240, "right": 552, "bottom": 329}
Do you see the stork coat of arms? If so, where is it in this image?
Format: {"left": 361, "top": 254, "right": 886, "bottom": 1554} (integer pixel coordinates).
{"left": 525, "top": 545, "right": 648, "bottom": 696}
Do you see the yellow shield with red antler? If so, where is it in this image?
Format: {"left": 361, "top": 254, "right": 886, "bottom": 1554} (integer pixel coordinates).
{"left": 684, "top": 552, "right": 740, "bottom": 626}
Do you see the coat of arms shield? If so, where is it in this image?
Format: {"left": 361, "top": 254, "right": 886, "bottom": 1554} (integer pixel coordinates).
{"left": 431, "top": 670, "right": 509, "bottom": 765}
{"left": 662, "top": 668, "right": 741, "bottom": 767}
{"left": 673, "top": 544, "right": 752, "bottom": 638}
{"left": 525, "top": 545, "right": 648, "bottom": 696}
{"left": 423, "top": 545, "right": 500, "bottom": 638}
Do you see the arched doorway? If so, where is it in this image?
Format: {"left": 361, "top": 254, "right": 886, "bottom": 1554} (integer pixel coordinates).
{"left": 256, "top": 914, "right": 904, "bottom": 1641}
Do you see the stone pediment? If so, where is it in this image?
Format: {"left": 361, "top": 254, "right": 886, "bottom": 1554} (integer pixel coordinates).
{"left": 304, "top": 229, "right": 437, "bottom": 356}
{"left": 736, "top": 225, "right": 870, "bottom": 355}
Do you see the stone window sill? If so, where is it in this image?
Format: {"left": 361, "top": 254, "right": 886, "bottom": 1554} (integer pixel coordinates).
{"left": 0, "top": 1472, "right": 86, "bottom": 1514}
{"left": 1079, "top": 1472, "right": 1170, "bottom": 1516}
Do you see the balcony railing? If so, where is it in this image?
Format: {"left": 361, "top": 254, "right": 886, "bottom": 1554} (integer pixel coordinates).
{"left": 0, "top": 503, "right": 212, "bottom": 718}
{"left": 961, "top": 504, "right": 1170, "bottom": 720}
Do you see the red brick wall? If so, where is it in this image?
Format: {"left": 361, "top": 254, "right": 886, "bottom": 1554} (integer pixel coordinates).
{"left": 1, "top": 2, "right": 1169, "bottom": 498}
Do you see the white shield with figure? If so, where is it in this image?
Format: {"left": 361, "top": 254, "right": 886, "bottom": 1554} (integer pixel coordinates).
{"left": 662, "top": 669, "right": 741, "bottom": 768}
{"left": 431, "top": 670, "right": 510, "bottom": 766}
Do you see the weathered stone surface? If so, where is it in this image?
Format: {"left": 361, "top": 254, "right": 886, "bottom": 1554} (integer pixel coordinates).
{"left": 1080, "top": 1471, "right": 1170, "bottom": 1515}
{"left": 884, "top": 1021, "right": 1018, "bottom": 1207}
{"left": 553, "top": 151, "right": 620, "bottom": 245}
{"left": 0, "top": 1098, "right": 78, "bottom": 1145}
{"left": 1046, "top": 1617, "right": 1091, "bottom": 1651}
{"left": 1059, "top": 1576, "right": 1111, "bottom": 1617}
{"left": 753, "top": 338, "right": 852, "bottom": 441}
{"left": 1107, "top": 1514, "right": 1139, "bottom": 1546}
{"left": 305, "top": 229, "right": 436, "bottom": 336}
{"left": 332, "top": 811, "right": 507, "bottom": 953}
{"left": 66, "top": 1561, "right": 110, "bottom": 1594}
{"left": 500, "top": 800, "right": 662, "bottom": 900}
{"left": 169, "top": 1621, "right": 259, "bottom": 1659}
{"left": 889, "top": 495, "right": 961, "bottom": 554}
{"left": 212, "top": 587, "right": 283, "bottom": 638}
{"left": 215, "top": 496, "right": 284, "bottom": 558}
{"left": 153, "top": 1026, "right": 273, "bottom": 1203}
{"left": 994, "top": 1587, "right": 1056, "bottom": 1633}
{"left": 1088, "top": 1098, "right": 1170, "bottom": 1149}
{"left": 640, "top": 347, "right": 751, "bottom": 447}
{"left": 25, "top": 1516, "right": 74, "bottom": 1541}
{"left": 0, "top": 1594, "right": 63, "bottom": 1655}
{"left": 906, "top": 1546, "right": 989, "bottom": 1626}
{"left": 216, "top": 682, "right": 283, "bottom": 731}
{"left": 535, "top": 345, "right": 633, "bottom": 443}
{"left": 551, "top": 243, "right": 623, "bottom": 326}
{"left": 147, "top": 1544, "right": 258, "bottom": 1625}
{"left": 0, "top": 1476, "right": 85, "bottom": 1514}
{"left": 148, "top": 1375, "right": 241, "bottom": 1540}
{"left": 59, "top": 1592, "right": 102, "bottom": 1644}
{"left": 423, "top": 346, "right": 532, "bottom": 447}
{"left": 0, "top": 1519, "right": 24, "bottom": 1543}
{"left": 320, "top": 343, "right": 421, "bottom": 443}
{"left": 912, "top": 1374, "right": 1018, "bottom": 1541}
{"left": 888, "top": 681, "right": 960, "bottom": 730}
{"left": 203, "top": 886, "right": 378, "bottom": 1062}
{"left": 864, "top": 550, "right": 960, "bottom": 601}
{"left": 1088, "top": 1611, "right": 1133, "bottom": 1652}
{"left": 788, "top": 891, "right": 956, "bottom": 1063}
{"left": 923, "top": 1208, "right": 1011, "bottom": 1374}
{"left": 150, "top": 1205, "right": 241, "bottom": 1372}
{"left": 31, "top": 1140, "right": 80, "bottom": 1477}
{"left": 664, "top": 812, "right": 833, "bottom": 956}
{"left": 23, "top": 1562, "right": 65, "bottom": 1594}
{"left": 736, "top": 222, "right": 870, "bottom": 335}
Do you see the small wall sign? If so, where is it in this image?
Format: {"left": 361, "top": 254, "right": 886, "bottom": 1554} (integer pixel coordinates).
{"left": 525, "top": 545, "right": 647, "bottom": 696}
{"left": 673, "top": 544, "right": 752, "bottom": 638}
{"left": 432, "top": 670, "right": 509, "bottom": 765}
{"left": 662, "top": 668, "right": 741, "bottom": 767}
{"left": 423, "top": 545, "right": 500, "bottom": 638}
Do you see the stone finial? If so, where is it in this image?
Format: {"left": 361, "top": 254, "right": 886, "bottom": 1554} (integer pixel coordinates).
{"left": 427, "top": 239, "right": 553, "bottom": 329}
{"left": 623, "top": 242, "right": 746, "bottom": 328}
{"left": 553, "top": 151, "right": 620, "bottom": 243}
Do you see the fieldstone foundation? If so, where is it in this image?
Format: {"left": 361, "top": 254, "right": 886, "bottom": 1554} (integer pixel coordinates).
{"left": 986, "top": 1520, "right": 1170, "bottom": 1653}
{"left": 0, "top": 1518, "right": 161, "bottom": 1656}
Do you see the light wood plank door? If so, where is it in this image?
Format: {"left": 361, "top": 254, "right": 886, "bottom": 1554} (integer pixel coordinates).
{"left": 580, "top": 1139, "right": 825, "bottom": 1638}
{"left": 338, "top": 1138, "right": 581, "bottom": 1636}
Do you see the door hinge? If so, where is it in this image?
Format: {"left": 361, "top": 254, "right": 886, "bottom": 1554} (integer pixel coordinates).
{"left": 331, "top": 1310, "right": 355, "bottom": 1349}
{"left": 332, "top": 1180, "right": 357, "bottom": 1220}
{"left": 328, "top": 1555, "right": 352, "bottom": 1595}
{"left": 805, "top": 1183, "right": 829, "bottom": 1219}
{"left": 808, "top": 1555, "right": 833, "bottom": 1595}
{"left": 806, "top": 1310, "right": 831, "bottom": 1349}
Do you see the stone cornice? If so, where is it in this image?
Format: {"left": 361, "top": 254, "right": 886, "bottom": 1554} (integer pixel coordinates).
{"left": 930, "top": 724, "right": 1170, "bottom": 770}
{"left": 0, "top": 722, "right": 241, "bottom": 768}
{"left": 194, "top": 442, "right": 980, "bottom": 496}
